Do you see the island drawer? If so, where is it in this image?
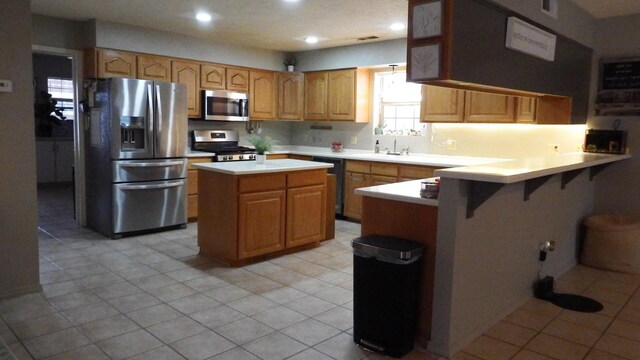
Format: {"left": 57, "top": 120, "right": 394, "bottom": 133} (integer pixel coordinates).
{"left": 239, "top": 173, "right": 286, "bottom": 193}
{"left": 188, "top": 157, "right": 211, "bottom": 169}
{"left": 288, "top": 169, "right": 326, "bottom": 188}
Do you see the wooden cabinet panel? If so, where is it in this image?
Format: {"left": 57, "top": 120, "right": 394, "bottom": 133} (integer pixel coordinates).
{"left": 97, "top": 49, "right": 136, "bottom": 78}
{"left": 346, "top": 160, "right": 370, "bottom": 173}
{"left": 344, "top": 171, "right": 370, "bottom": 219}
{"left": 327, "top": 69, "right": 356, "bottom": 121}
{"left": 266, "top": 154, "right": 288, "bottom": 160}
{"left": 249, "top": 70, "right": 277, "bottom": 120}
{"left": 421, "top": 85, "right": 465, "bottom": 122}
{"left": 288, "top": 154, "right": 312, "bottom": 161}
{"left": 288, "top": 169, "right": 326, "bottom": 188}
{"left": 171, "top": 60, "right": 201, "bottom": 118}
{"left": 201, "top": 64, "right": 226, "bottom": 90}
{"left": 304, "top": 71, "right": 328, "bottom": 120}
{"left": 238, "top": 190, "right": 286, "bottom": 259}
{"left": 515, "top": 97, "right": 537, "bottom": 123}
{"left": 278, "top": 72, "right": 304, "bottom": 120}
{"left": 239, "top": 173, "right": 286, "bottom": 193}
{"left": 371, "top": 175, "right": 397, "bottom": 186}
{"left": 187, "top": 170, "right": 198, "bottom": 195}
{"left": 187, "top": 194, "right": 198, "bottom": 219}
{"left": 137, "top": 55, "right": 171, "bottom": 81}
{"left": 464, "top": 91, "right": 515, "bottom": 123}
{"left": 371, "top": 163, "right": 398, "bottom": 177}
{"left": 226, "top": 68, "right": 249, "bottom": 92}
{"left": 399, "top": 165, "right": 438, "bottom": 180}
{"left": 287, "top": 185, "right": 326, "bottom": 247}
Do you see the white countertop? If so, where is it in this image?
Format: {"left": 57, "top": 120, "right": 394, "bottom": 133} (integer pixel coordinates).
{"left": 435, "top": 152, "right": 631, "bottom": 184}
{"left": 355, "top": 179, "right": 439, "bottom": 206}
{"left": 193, "top": 159, "right": 333, "bottom": 175}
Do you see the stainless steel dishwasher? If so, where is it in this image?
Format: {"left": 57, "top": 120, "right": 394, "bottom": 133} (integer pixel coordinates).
{"left": 311, "top": 156, "right": 344, "bottom": 217}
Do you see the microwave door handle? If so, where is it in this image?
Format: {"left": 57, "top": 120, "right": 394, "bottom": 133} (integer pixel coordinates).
{"left": 240, "top": 99, "right": 248, "bottom": 117}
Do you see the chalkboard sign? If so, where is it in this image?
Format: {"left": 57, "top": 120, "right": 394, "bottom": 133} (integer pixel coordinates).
{"left": 602, "top": 59, "right": 640, "bottom": 90}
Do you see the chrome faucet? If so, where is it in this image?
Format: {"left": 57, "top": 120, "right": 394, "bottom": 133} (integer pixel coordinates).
{"left": 386, "top": 139, "right": 402, "bottom": 155}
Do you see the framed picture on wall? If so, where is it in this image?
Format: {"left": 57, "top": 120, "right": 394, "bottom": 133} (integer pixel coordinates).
{"left": 410, "top": 43, "right": 440, "bottom": 80}
{"left": 412, "top": 0, "right": 443, "bottom": 39}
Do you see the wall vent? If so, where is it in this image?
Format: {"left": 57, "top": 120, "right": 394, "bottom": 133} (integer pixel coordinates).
{"left": 357, "top": 36, "right": 379, "bottom": 41}
{"left": 541, "top": 0, "right": 558, "bottom": 19}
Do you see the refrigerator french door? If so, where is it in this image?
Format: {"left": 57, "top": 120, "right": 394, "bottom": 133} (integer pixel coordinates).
{"left": 85, "top": 78, "right": 188, "bottom": 238}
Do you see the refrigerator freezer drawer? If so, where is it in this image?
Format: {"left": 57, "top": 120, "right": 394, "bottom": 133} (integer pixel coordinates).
{"left": 113, "top": 179, "right": 187, "bottom": 234}
{"left": 113, "top": 158, "right": 187, "bottom": 183}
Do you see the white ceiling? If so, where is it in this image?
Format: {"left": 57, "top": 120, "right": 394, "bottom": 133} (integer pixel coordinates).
{"left": 30, "top": 1, "right": 640, "bottom": 53}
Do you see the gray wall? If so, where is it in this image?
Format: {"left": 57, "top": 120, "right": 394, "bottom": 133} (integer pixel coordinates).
{"left": 590, "top": 14, "right": 640, "bottom": 216}
{"left": 0, "top": 0, "right": 41, "bottom": 299}
{"left": 294, "top": 38, "right": 407, "bottom": 71}
{"left": 32, "top": 14, "right": 94, "bottom": 49}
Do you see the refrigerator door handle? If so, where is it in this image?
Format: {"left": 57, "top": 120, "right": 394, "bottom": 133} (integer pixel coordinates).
{"left": 119, "top": 160, "right": 185, "bottom": 168}
{"left": 118, "top": 180, "right": 184, "bottom": 191}
{"left": 147, "top": 83, "right": 155, "bottom": 153}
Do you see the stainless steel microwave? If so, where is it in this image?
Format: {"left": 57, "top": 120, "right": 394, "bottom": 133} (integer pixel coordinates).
{"left": 202, "top": 90, "right": 249, "bottom": 121}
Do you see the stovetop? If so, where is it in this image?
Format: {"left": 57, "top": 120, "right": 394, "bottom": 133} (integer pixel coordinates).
{"left": 191, "top": 130, "right": 256, "bottom": 162}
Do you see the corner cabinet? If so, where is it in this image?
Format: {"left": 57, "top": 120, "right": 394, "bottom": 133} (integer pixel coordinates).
{"left": 304, "top": 68, "right": 370, "bottom": 123}
{"left": 278, "top": 72, "right": 304, "bottom": 120}
{"left": 249, "top": 70, "right": 277, "bottom": 120}
{"left": 171, "top": 60, "right": 201, "bottom": 118}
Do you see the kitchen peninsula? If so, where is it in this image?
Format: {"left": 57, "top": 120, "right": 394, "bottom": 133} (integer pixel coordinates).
{"left": 193, "top": 159, "right": 333, "bottom": 265}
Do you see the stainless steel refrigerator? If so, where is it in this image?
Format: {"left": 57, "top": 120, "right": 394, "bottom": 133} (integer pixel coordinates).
{"left": 85, "top": 78, "right": 188, "bottom": 238}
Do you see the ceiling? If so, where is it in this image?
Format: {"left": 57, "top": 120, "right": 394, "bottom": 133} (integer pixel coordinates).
{"left": 30, "top": 0, "right": 640, "bottom": 53}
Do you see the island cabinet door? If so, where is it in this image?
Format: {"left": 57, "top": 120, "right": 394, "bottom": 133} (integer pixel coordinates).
{"left": 286, "top": 184, "right": 326, "bottom": 248}
{"left": 238, "top": 190, "right": 286, "bottom": 259}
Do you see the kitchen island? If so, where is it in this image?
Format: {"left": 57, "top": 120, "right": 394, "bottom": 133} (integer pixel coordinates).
{"left": 193, "top": 159, "right": 333, "bottom": 265}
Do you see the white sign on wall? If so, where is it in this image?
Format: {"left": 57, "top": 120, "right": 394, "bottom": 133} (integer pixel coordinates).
{"left": 505, "top": 17, "right": 556, "bottom": 61}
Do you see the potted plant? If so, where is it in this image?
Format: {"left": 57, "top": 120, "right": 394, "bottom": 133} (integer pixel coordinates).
{"left": 283, "top": 56, "right": 297, "bottom": 72}
{"left": 248, "top": 134, "right": 274, "bottom": 164}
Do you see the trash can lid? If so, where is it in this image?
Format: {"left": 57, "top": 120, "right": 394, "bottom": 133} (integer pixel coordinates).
{"left": 352, "top": 235, "right": 424, "bottom": 261}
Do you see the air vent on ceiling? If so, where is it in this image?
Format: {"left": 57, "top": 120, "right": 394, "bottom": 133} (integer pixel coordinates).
{"left": 541, "top": 0, "right": 558, "bottom": 19}
{"left": 357, "top": 36, "right": 379, "bottom": 41}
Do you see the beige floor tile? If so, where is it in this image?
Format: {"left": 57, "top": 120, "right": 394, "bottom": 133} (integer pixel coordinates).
{"left": 520, "top": 298, "right": 563, "bottom": 317}
{"left": 484, "top": 320, "right": 537, "bottom": 347}
{"left": 23, "top": 328, "right": 90, "bottom": 359}
{"left": 582, "top": 287, "right": 630, "bottom": 306}
{"left": 285, "top": 348, "right": 333, "bottom": 360}
{"left": 244, "top": 332, "right": 309, "bottom": 360}
{"left": 542, "top": 318, "right": 602, "bottom": 347}
{"left": 78, "top": 314, "right": 140, "bottom": 342}
{"left": 313, "top": 306, "right": 353, "bottom": 331}
{"left": 557, "top": 308, "right": 614, "bottom": 332}
{"left": 182, "top": 275, "right": 229, "bottom": 292}
{"left": 48, "top": 290, "right": 102, "bottom": 311}
{"left": 313, "top": 285, "right": 353, "bottom": 305}
{"left": 62, "top": 301, "right": 120, "bottom": 325}
{"left": 511, "top": 350, "right": 555, "bottom": 360}
{"left": 235, "top": 275, "right": 283, "bottom": 294}
{"left": 607, "top": 318, "right": 640, "bottom": 342}
{"left": 260, "top": 286, "right": 307, "bottom": 304}
{"left": 146, "top": 283, "right": 197, "bottom": 302}
{"left": 617, "top": 305, "right": 640, "bottom": 324}
{"left": 127, "top": 345, "right": 186, "bottom": 360}
{"left": 251, "top": 305, "right": 308, "bottom": 330}
{"left": 585, "top": 349, "right": 629, "bottom": 359}
{"left": 167, "top": 293, "right": 219, "bottom": 314}
{"left": 312, "top": 333, "right": 368, "bottom": 360}
{"left": 146, "top": 316, "right": 207, "bottom": 344}
{"left": 285, "top": 295, "right": 336, "bottom": 317}
{"left": 214, "top": 317, "right": 274, "bottom": 345}
{"left": 591, "top": 278, "right": 639, "bottom": 295}
{"left": 504, "top": 309, "right": 554, "bottom": 331}
{"left": 92, "top": 281, "right": 142, "bottom": 300}
{"left": 96, "top": 329, "right": 163, "bottom": 360}
{"left": 447, "top": 353, "right": 483, "bottom": 360}
{"left": 107, "top": 292, "right": 161, "bottom": 313}
{"left": 126, "top": 303, "right": 182, "bottom": 327}
{"left": 129, "top": 273, "right": 179, "bottom": 291}
{"left": 170, "top": 330, "right": 235, "bottom": 360}
{"left": 209, "top": 347, "right": 261, "bottom": 360}
{"left": 281, "top": 318, "right": 341, "bottom": 346}
{"left": 595, "top": 333, "right": 640, "bottom": 360}
{"left": 9, "top": 313, "right": 72, "bottom": 341}
{"left": 462, "top": 335, "right": 519, "bottom": 360}
{"left": 45, "top": 344, "right": 110, "bottom": 360}
{"left": 525, "top": 333, "right": 590, "bottom": 360}
{"left": 227, "top": 294, "right": 277, "bottom": 316}
{"left": 202, "top": 284, "right": 252, "bottom": 303}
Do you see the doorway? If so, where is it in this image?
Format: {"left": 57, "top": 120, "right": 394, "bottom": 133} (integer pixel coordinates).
{"left": 32, "top": 46, "right": 85, "bottom": 228}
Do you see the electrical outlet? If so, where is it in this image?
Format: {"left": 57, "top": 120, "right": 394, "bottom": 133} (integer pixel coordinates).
{"left": 548, "top": 143, "right": 560, "bottom": 153}
{"left": 350, "top": 136, "right": 357, "bottom": 145}
{"left": 446, "top": 139, "right": 457, "bottom": 150}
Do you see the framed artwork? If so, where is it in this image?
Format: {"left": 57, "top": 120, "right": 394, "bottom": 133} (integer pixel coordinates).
{"left": 412, "top": 0, "right": 443, "bottom": 39}
{"left": 410, "top": 44, "right": 440, "bottom": 80}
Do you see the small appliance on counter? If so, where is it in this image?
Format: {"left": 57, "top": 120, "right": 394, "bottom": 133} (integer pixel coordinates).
{"left": 85, "top": 78, "right": 188, "bottom": 239}
{"left": 583, "top": 129, "right": 627, "bottom": 154}
{"left": 191, "top": 130, "right": 257, "bottom": 162}
{"left": 420, "top": 177, "right": 440, "bottom": 199}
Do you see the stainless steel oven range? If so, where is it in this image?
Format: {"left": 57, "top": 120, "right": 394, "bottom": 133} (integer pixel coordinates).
{"left": 85, "top": 78, "right": 188, "bottom": 239}
{"left": 191, "top": 130, "right": 256, "bottom": 162}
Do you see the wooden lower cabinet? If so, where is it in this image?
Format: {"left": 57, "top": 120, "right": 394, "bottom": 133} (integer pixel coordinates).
{"left": 238, "top": 190, "right": 286, "bottom": 259}
{"left": 287, "top": 184, "right": 326, "bottom": 247}
{"left": 344, "top": 171, "right": 370, "bottom": 219}
{"left": 187, "top": 157, "right": 211, "bottom": 221}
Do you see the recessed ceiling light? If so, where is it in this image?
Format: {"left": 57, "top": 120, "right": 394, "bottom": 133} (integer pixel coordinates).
{"left": 305, "top": 36, "right": 319, "bottom": 44}
{"left": 196, "top": 12, "right": 212, "bottom": 22}
{"left": 390, "top": 23, "right": 405, "bottom": 31}
{"left": 283, "top": 0, "right": 300, "bottom": 2}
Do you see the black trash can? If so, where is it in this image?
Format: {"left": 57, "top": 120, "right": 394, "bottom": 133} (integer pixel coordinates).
{"left": 352, "top": 235, "right": 424, "bottom": 358}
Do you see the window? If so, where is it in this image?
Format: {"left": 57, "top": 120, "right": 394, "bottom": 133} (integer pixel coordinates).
{"left": 47, "top": 77, "right": 75, "bottom": 120}
{"left": 374, "top": 70, "right": 424, "bottom": 136}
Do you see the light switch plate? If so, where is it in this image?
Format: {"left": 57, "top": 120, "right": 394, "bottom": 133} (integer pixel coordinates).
{"left": 0, "top": 79, "right": 12, "bottom": 93}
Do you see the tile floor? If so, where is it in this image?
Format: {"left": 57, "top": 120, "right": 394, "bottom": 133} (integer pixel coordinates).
{"left": 0, "top": 184, "right": 639, "bottom": 360}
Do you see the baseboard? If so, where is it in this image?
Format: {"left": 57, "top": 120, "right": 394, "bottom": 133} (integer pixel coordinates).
{"left": 0, "top": 284, "right": 42, "bottom": 300}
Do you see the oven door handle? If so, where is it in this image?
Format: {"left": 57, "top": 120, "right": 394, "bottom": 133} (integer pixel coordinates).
{"left": 118, "top": 181, "right": 184, "bottom": 191}
{"left": 119, "top": 161, "right": 184, "bottom": 168}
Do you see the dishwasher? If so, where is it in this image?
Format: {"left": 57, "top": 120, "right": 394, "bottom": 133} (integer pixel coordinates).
{"left": 311, "top": 156, "right": 345, "bottom": 217}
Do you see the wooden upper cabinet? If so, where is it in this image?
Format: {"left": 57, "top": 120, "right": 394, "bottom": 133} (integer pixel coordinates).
{"left": 97, "top": 49, "right": 136, "bottom": 78}
{"left": 327, "top": 69, "right": 356, "bottom": 121}
{"left": 304, "top": 71, "right": 329, "bottom": 120}
{"left": 515, "top": 97, "right": 537, "bottom": 123}
{"left": 136, "top": 55, "right": 171, "bottom": 81}
{"left": 249, "top": 70, "right": 277, "bottom": 120}
{"left": 278, "top": 72, "right": 304, "bottom": 120}
{"left": 226, "top": 68, "right": 249, "bottom": 92}
{"left": 200, "top": 64, "right": 226, "bottom": 90}
{"left": 171, "top": 60, "right": 201, "bottom": 118}
{"left": 421, "top": 85, "right": 465, "bottom": 122}
{"left": 464, "top": 91, "right": 515, "bottom": 123}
